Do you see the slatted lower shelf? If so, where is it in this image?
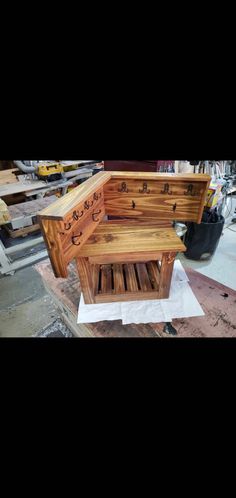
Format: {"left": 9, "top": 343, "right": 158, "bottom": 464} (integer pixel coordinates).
{"left": 93, "top": 261, "right": 161, "bottom": 303}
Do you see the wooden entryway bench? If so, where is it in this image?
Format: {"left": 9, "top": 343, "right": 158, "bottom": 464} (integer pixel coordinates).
{"left": 38, "top": 171, "right": 210, "bottom": 304}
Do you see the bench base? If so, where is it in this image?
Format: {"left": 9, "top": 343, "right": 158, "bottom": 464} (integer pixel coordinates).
{"left": 76, "top": 252, "right": 177, "bottom": 304}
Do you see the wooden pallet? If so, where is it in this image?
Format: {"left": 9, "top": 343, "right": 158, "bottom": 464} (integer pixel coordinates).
{"left": 4, "top": 223, "right": 41, "bottom": 238}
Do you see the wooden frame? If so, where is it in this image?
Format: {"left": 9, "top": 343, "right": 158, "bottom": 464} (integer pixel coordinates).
{"left": 38, "top": 172, "right": 211, "bottom": 303}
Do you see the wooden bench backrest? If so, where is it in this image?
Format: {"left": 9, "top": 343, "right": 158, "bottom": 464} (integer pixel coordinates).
{"left": 38, "top": 171, "right": 210, "bottom": 277}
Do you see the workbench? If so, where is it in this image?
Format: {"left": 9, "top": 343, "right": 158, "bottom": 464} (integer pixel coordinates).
{"left": 35, "top": 258, "right": 236, "bottom": 337}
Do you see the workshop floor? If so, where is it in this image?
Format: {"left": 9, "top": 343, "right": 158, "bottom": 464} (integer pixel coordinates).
{"left": 1, "top": 198, "right": 236, "bottom": 338}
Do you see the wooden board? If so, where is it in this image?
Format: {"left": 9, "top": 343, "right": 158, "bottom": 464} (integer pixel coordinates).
{"left": 38, "top": 171, "right": 111, "bottom": 220}
{"left": 109, "top": 171, "right": 211, "bottom": 182}
{"left": 8, "top": 196, "right": 58, "bottom": 219}
{"left": 0, "top": 180, "right": 48, "bottom": 197}
{"left": 34, "top": 259, "right": 236, "bottom": 338}
{"left": 78, "top": 223, "right": 186, "bottom": 258}
{"left": 104, "top": 193, "right": 203, "bottom": 222}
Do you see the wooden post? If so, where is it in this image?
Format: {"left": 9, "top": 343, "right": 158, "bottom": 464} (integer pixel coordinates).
{"left": 76, "top": 257, "right": 95, "bottom": 304}
{"left": 158, "top": 252, "right": 176, "bottom": 299}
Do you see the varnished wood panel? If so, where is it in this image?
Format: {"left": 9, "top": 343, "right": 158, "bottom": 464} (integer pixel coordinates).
{"left": 104, "top": 178, "right": 206, "bottom": 196}
{"left": 78, "top": 224, "right": 186, "bottom": 257}
{"left": 104, "top": 194, "right": 202, "bottom": 221}
{"left": 38, "top": 171, "right": 111, "bottom": 220}
{"left": 110, "top": 171, "right": 211, "bottom": 182}
{"left": 159, "top": 252, "right": 176, "bottom": 299}
{"left": 39, "top": 218, "right": 68, "bottom": 278}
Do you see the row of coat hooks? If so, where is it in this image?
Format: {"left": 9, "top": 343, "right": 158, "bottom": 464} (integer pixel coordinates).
{"left": 118, "top": 182, "right": 199, "bottom": 196}
{"left": 60, "top": 191, "right": 102, "bottom": 245}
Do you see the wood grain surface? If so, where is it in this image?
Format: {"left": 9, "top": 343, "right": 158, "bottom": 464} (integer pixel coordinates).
{"left": 38, "top": 171, "right": 111, "bottom": 220}
{"left": 78, "top": 223, "right": 186, "bottom": 257}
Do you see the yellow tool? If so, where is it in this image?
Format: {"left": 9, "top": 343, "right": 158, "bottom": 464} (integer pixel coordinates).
{"left": 37, "top": 162, "right": 63, "bottom": 182}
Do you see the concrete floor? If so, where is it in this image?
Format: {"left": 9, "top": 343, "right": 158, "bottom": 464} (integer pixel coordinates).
{"left": 1, "top": 197, "right": 236, "bottom": 337}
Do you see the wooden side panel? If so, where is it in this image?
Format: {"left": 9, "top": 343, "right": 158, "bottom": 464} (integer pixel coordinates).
{"left": 60, "top": 200, "right": 105, "bottom": 264}
{"left": 39, "top": 218, "right": 68, "bottom": 278}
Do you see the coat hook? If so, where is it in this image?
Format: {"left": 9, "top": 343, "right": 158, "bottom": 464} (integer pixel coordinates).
{"left": 73, "top": 210, "right": 83, "bottom": 220}
{"left": 84, "top": 200, "right": 93, "bottom": 209}
{"left": 161, "top": 183, "right": 172, "bottom": 194}
{"left": 132, "top": 201, "right": 136, "bottom": 209}
{"left": 184, "top": 184, "right": 195, "bottom": 196}
{"left": 92, "top": 210, "right": 102, "bottom": 222}
{"left": 64, "top": 222, "right": 72, "bottom": 230}
{"left": 93, "top": 192, "right": 102, "bottom": 201}
{"left": 173, "top": 203, "right": 177, "bottom": 212}
{"left": 118, "top": 182, "right": 128, "bottom": 193}
{"left": 72, "top": 232, "right": 83, "bottom": 245}
{"left": 139, "top": 182, "right": 150, "bottom": 194}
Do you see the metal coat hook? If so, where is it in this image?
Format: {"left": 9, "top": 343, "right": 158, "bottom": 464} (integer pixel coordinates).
{"left": 93, "top": 192, "right": 102, "bottom": 201}
{"left": 64, "top": 222, "right": 72, "bottom": 230}
{"left": 73, "top": 210, "right": 83, "bottom": 220}
{"left": 161, "top": 183, "right": 172, "bottom": 195}
{"left": 84, "top": 199, "right": 94, "bottom": 210}
{"left": 173, "top": 203, "right": 177, "bottom": 212}
{"left": 72, "top": 232, "right": 83, "bottom": 245}
{"left": 139, "top": 182, "right": 150, "bottom": 194}
{"left": 118, "top": 182, "right": 128, "bottom": 193}
{"left": 184, "top": 184, "right": 195, "bottom": 196}
{"left": 92, "top": 210, "right": 102, "bottom": 222}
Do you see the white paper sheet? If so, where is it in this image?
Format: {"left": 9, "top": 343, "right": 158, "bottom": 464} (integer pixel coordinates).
{"left": 77, "top": 261, "right": 204, "bottom": 325}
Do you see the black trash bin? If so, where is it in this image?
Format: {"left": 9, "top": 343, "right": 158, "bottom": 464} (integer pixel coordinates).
{"left": 184, "top": 211, "right": 225, "bottom": 261}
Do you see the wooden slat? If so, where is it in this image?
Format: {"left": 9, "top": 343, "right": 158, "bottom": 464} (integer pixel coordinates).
{"left": 146, "top": 262, "right": 160, "bottom": 290}
{"left": 136, "top": 263, "right": 153, "bottom": 291}
{"left": 110, "top": 171, "right": 211, "bottom": 182}
{"left": 101, "top": 265, "right": 112, "bottom": 294}
{"left": 113, "top": 264, "right": 125, "bottom": 293}
{"left": 95, "top": 290, "right": 159, "bottom": 303}
{"left": 0, "top": 180, "right": 48, "bottom": 197}
{"left": 93, "top": 265, "right": 100, "bottom": 295}
{"left": 88, "top": 252, "right": 163, "bottom": 265}
{"left": 123, "top": 264, "right": 139, "bottom": 292}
